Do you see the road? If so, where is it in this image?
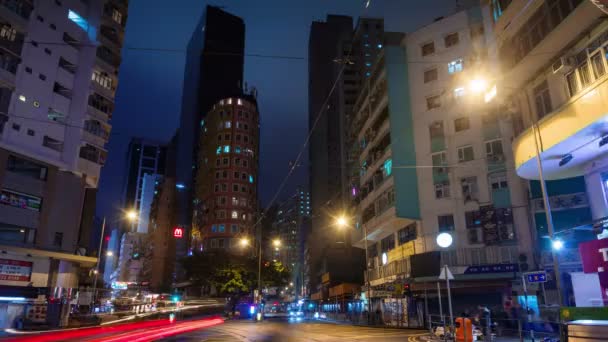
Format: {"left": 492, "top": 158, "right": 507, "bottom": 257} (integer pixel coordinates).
{"left": 161, "top": 319, "right": 428, "bottom": 342}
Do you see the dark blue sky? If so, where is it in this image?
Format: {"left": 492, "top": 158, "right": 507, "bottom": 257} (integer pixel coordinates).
{"left": 96, "top": 0, "right": 458, "bottom": 218}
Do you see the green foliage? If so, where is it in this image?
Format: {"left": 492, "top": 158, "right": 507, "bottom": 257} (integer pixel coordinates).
{"left": 181, "top": 250, "right": 291, "bottom": 295}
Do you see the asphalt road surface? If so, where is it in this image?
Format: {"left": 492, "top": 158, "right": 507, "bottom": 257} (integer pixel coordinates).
{"left": 161, "top": 318, "right": 428, "bottom": 342}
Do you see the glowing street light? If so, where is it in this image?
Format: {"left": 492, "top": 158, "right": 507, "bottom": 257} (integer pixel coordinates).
{"left": 106, "top": 251, "right": 113, "bottom": 256}
{"left": 552, "top": 239, "right": 564, "bottom": 251}
{"left": 240, "top": 238, "right": 250, "bottom": 247}
{"left": 125, "top": 210, "right": 138, "bottom": 222}
{"left": 336, "top": 216, "right": 348, "bottom": 228}
{"left": 436, "top": 232, "right": 453, "bottom": 248}
{"left": 469, "top": 79, "right": 488, "bottom": 94}
{"left": 272, "top": 239, "right": 281, "bottom": 248}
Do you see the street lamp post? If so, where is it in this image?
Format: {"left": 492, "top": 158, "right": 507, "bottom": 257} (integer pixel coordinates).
{"left": 91, "top": 210, "right": 138, "bottom": 312}
{"left": 241, "top": 237, "right": 281, "bottom": 305}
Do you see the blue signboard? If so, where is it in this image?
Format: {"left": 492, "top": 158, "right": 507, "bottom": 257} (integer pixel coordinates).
{"left": 464, "top": 263, "right": 518, "bottom": 274}
{"left": 526, "top": 272, "right": 547, "bottom": 283}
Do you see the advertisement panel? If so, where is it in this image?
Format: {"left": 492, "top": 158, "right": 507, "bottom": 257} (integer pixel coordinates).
{"left": 0, "top": 258, "right": 33, "bottom": 281}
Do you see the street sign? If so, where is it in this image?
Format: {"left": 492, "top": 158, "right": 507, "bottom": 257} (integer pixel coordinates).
{"left": 439, "top": 265, "right": 454, "bottom": 280}
{"left": 525, "top": 271, "right": 548, "bottom": 283}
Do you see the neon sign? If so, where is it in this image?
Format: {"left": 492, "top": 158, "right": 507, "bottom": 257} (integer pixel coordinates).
{"left": 173, "top": 227, "right": 183, "bottom": 238}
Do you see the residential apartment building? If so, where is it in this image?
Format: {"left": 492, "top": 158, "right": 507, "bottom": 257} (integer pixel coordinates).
{"left": 483, "top": 0, "right": 607, "bottom": 305}
{"left": 307, "top": 15, "right": 384, "bottom": 299}
{"left": 0, "top": 0, "right": 127, "bottom": 328}
{"left": 176, "top": 6, "right": 245, "bottom": 263}
{"left": 344, "top": 6, "right": 541, "bottom": 326}
{"left": 191, "top": 94, "right": 260, "bottom": 251}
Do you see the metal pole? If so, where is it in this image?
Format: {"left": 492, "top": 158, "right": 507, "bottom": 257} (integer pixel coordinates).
{"left": 525, "top": 92, "right": 563, "bottom": 307}
{"left": 363, "top": 224, "right": 370, "bottom": 324}
{"left": 445, "top": 265, "right": 454, "bottom": 329}
{"left": 437, "top": 282, "right": 443, "bottom": 324}
{"left": 424, "top": 284, "right": 429, "bottom": 329}
{"left": 522, "top": 274, "right": 535, "bottom": 341}
{"left": 91, "top": 217, "right": 106, "bottom": 313}
{"left": 258, "top": 242, "right": 262, "bottom": 302}
{"left": 541, "top": 282, "right": 547, "bottom": 305}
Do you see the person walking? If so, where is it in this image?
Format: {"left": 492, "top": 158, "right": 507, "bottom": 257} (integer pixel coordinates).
{"left": 478, "top": 305, "right": 492, "bottom": 340}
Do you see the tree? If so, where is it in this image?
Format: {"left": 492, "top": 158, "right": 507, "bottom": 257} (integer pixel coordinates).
{"left": 181, "top": 251, "right": 291, "bottom": 296}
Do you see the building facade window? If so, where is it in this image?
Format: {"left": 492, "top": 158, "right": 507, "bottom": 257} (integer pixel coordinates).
{"left": 435, "top": 181, "right": 450, "bottom": 199}
{"left": 533, "top": 80, "right": 552, "bottom": 119}
{"left": 438, "top": 214, "right": 455, "bottom": 232}
{"left": 380, "top": 234, "right": 395, "bottom": 252}
{"left": 444, "top": 32, "right": 459, "bottom": 48}
{"left": 424, "top": 68, "right": 438, "bottom": 83}
{"left": 485, "top": 139, "right": 504, "bottom": 158}
{"left": 421, "top": 41, "right": 435, "bottom": 56}
{"left": 489, "top": 173, "right": 508, "bottom": 190}
{"left": 426, "top": 95, "right": 441, "bottom": 110}
{"left": 448, "top": 58, "right": 464, "bottom": 74}
{"left": 457, "top": 145, "right": 474, "bottom": 162}
{"left": 454, "top": 117, "right": 470, "bottom": 132}
{"left": 398, "top": 223, "right": 417, "bottom": 245}
{"left": 461, "top": 176, "right": 479, "bottom": 201}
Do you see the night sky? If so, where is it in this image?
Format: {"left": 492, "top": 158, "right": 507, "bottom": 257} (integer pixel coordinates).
{"left": 96, "top": 0, "right": 459, "bottom": 220}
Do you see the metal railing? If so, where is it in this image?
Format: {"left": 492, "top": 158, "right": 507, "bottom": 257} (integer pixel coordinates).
{"left": 427, "top": 314, "right": 560, "bottom": 341}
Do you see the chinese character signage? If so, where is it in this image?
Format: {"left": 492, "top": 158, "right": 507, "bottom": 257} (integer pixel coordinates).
{"left": 464, "top": 263, "right": 518, "bottom": 274}
{"left": 0, "top": 258, "right": 33, "bottom": 281}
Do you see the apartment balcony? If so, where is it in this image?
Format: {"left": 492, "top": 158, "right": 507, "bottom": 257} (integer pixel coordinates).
{"left": 366, "top": 257, "right": 410, "bottom": 285}
{"left": 359, "top": 107, "right": 389, "bottom": 164}
{"left": 0, "top": 0, "right": 32, "bottom": 30}
{"left": 83, "top": 119, "right": 110, "bottom": 145}
{"left": 0, "top": 51, "right": 18, "bottom": 86}
{"left": 356, "top": 205, "right": 415, "bottom": 252}
{"left": 513, "top": 75, "right": 608, "bottom": 180}
{"left": 88, "top": 93, "right": 114, "bottom": 120}
{"left": 99, "top": 25, "right": 123, "bottom": 52}
{"left": 96, "top": 46, "right": 121, "bottom": 71}
{"left": 0, "top": 29, "right": 24, "bottom": 56}
{"left": 499, "top": 1, "right": 600, "bottom": 92}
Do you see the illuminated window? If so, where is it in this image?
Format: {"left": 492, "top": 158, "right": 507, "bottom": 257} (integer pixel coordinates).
{"left": 223, "top": 145, "right": 230, "bottom": 153}
{"left": 237, "top": 99, "right": 242, "bottom": 105}
{"left": 383, "top": 159, "right": 392, "bottom": 176}
{"left": 211, "top": 225, "right": 217, "bottom": 232}
{"left": 225, "top": 121, "right": 232, "bottom": 129}
{"left": 216, "top": 146, "right": 221, "bottom": 155}
{"left": 68, "top": 10, "right": 89, "bottom": 32}
{"left": 218, "top": 224, "right": 225, "bottom": 232}
{"left": 231, "top": 211, "right": 238, "bottom": 219}
{"left": 448, "top": 58, "right": 464, "bottom": 74}
{"left": 235, "top": 146, "right": 241, "bottom": 154}
{"left": 249, "top": 175, "right": 254, "bottom": 183}
{"left": 453, "top": 87, "right": 465, "bottom": 98}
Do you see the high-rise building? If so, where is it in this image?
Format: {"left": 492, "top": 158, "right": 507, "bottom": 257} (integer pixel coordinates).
{"left": 176, "top": 6, "right": 245, "bottom": 262}
{"left": 122, "top": 138, "right": 167, "bottom": 216}
{"left": 482, "top": 0, "right": 606, "bottom": 306}
{"left": 307, "top": 15, "right": 384, "bottom": 299}
{"left": 191, "top": 94, "right": 260, "bottom": 251}
{"left": 0, "top": 0, "right": 128, "bottom": 328}
{"left": 272, "top": 188, "right": 310, "bottom": 296}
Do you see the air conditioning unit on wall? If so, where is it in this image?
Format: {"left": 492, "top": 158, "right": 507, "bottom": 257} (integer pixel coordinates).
{"left": 552, "top": 56, "right": 574, "bottom": 74}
